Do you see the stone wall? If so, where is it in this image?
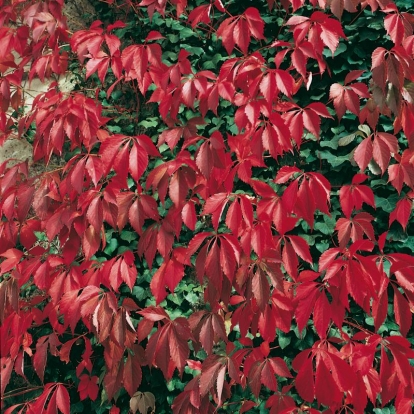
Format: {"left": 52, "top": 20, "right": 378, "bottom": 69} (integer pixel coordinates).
{"left": 63, "top": 0, "right": 96, "bottom": 32}
{"left": 0, "top": 0, "right": 96, "bottom": 168}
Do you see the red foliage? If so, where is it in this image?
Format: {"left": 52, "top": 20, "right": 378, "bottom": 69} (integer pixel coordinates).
{"left": 1, "top": 0, "right": 414, "bottom": 413}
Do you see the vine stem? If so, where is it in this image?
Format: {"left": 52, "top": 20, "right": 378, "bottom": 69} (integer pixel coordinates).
{"left": 1, "top": 386, "right": 44, "bottom": 400}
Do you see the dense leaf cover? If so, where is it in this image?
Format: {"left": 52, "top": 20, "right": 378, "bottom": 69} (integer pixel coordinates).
{"left": 1, "top": 0, "right": 414, "bottom": 412}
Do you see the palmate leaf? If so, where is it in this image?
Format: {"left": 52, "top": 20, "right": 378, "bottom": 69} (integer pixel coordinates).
{"left": 265, "top": 390, "right": 296, "bottom": 413}
{"left": 293, "top": 345, "right": 357, "bottom": 407}
{"left": 247, "top": 357, "right": 292, "bottom": 398}
{"left": 335, "top": 212, "right": 375, "bottom": 247}
{"left": 189, "top": 310, "right": 227, "bottom": 355}
{"left": 150, "top": 253, "right": 185, "bottom": 304}
{"left": 339, "top": 174, "right": 375, "bottom": 218}
{"left": 30, "top": 383, "right": 70, "bottom": 414}
{"left": 199, "top": 353, "right": 240, "bottom": 402}
{"left": 78, "top": 374, "right": 99, "bottom": 401}
{"left": 330, "top": 82, "right": 370, "bottom": 121}
{"left": 130, "top": 391, "right": 156, "bottom": 414}
{"left": 354, "top": 132, "right": 399, "bottom": 174}
{"left": 276, "top": 168, "right": 331, "bottom": 228}
{"left": 389, "top": 196, "right": 413, "bottom": 229}
{"left": 216, "top": 8, "right": 264, "bottom": 55}
{"left": 188, "top": 4, "right": 212, "bottom": 28}
{"left": 139, "top": 308, "right": 192, "bottom": 380}
{"left": 294, "top": 281, "right": 331, "bottom": 338}
{"left": 287, "top": 11, "right": 346, "bottom": 57}
{"left": 388, "top": 149, "right": 414, "bottom": 193}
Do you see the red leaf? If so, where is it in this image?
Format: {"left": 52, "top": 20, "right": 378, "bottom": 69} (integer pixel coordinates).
{"left": 86, "top": 52, "right": 110, "bottom": 83}
{"left": 129, "top": 142, "right": 147, "bottom": 183}
{"left": 157, "top": 221, "right": 174, "bottom": 259}
{"left": 200, "top": 355, "right": 226, "bottom": 396}
{"left": 150, "top": 256, "right": 184, "bottom": 304}
{"left": 344, "top": 70, "right": 365, "bottom": 85}
{"left": 294, "top": 283, "right": 320, "bottom": 332}
{"left": 188, "top": 4, "right": 212, "bottom": 28}
{"left": 0, "top": 248, "right": 23, "bottom": 273}
{"left": 287, "top": 235, "right": 313, "bottom": 264}
{"left": 205, "top": 240, "right": 222, "bottom": 286}
{"left": 216, "top": 365, "right": 226, "bottom": 406}
{"left": 123, "top": 351, "right": 142, "bottom": 397}
{"left": 82, "top": 225, "right": 101, "bottom": 260}
{"left": 216, "top": 18, "right": 237, "bottom": 55}
{"left": 275, "top": 69, "right": 294, "bottom": 97}
{"left": 234, "top": 19, "right": 250, "bottom": 55}
{"left": 86, "top": 196, "right": 103, "bottom": 232}
{"left": 269, "top": 357, "right": 292, "bottom": 378}
{"left": 111, "top": 310, "right": 126, "bottom": 346}
{"left": 260, "top": 73, "right": 277, "bottom": 104}
{"left": 394, "top": 267, "right": 414, "bottom": 293}
{"left": 354, "top": 137, "right": 373, "bottom": 172}
{"left": 240, "top": 400, "right": 257, "bottom": 413}
{"left": 203, "top": 193, "right": 229, "bottom": 230}
{"left": 33, "top": 336, "right": 49, "bottom": 382}
{"left": 294, "top": 353, "right": 315, "bottom": 402}
{"left": 339, "top": 179, "right": 375, "bottom": 218}
{"left": 372, "top": 133, "right": 398, "bottom": 174}
{"left": 56, "top": 384, "right": 70, "bottom": 414}
{"left": 78, "top": 375, "right": 99, "bottom": 401}
{"left": 389, "top": 197, "right": 412, "bottom": 229}
{"left": 196, "top": 141, "right": 214, "bottom": 178}
{"left": 384, "top": 13, "right": 405, "bottom": 45}
{"left": 137, "top": 224, "right": 158, "bottom": 268}
{"left": 389, "top": 345, "right": 411, "bottom": 387}
{"left": 167, "top": 319, "right": 192, "bottom": 378}
{"left": 189, "top": 311, "right": 227, "bottom": 355}
{"left": 275, "top": 166, "right": 301, "bottom": 184}
{"left": 252, "top": 269, "right": 270, "bottom": 311}
{"left": 344, "top": 89, "right": 360, "bottom": 115}
{"left": 313, "top": 293, "right": 331, "bottom": 338}
{"left": 104, "top": 360, "right": 124, "bottom": 400}
{"left": 244, "top": 7, "right": 265, "bottom": 40}
{"left": 182, "top": 201, "right": 197, "bottom": 230}
{"left": 315, "top": 358, "right": 342, "bottom": 406}
{"left": 138, "top": 306, "right": 169, "bottom": 321}
{"left": 330, "top": 84, "right": 346, "bottom": 120}
{"left": 393, "top": 286, "right": 412, "bottom": 336}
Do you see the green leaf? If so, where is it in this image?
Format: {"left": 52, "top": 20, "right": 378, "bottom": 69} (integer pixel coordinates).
{"left": 111, "top": 90, "right": 123, "bottom": 101}
{"left": 375, "top": 195, "right": 399, "bottom": 213}
{"left": 277, "top": 331, "right": 291, "bottom": 350}
{"left": 120, "top": 231, "right": 138, "bottom": 243}
{"left": 316, "top": 150, "right": 351, "bottom": 167}
{"left": 139, "top": 118, "right": 159, "bottom": 128}
{"left": 314, "top": 215, "right": 336, "bottom": 235}
{"left": 184, "top": 291, "right": 200, "bottom": 305}
{"left": 323, "top": 42, "right": 347, "bottom": 58}
{"left": 104, "top": 238, "right": 118, "bottom": 255}
{"left": 179, "top": 27, "right": 197, "bottom": 40}
{"left": 373, "top": 408, "right": 394, "bottom": 414}
{"left": 167, "top": 34, "right": 179, "bottom": 43}
{"left": 132, "top": 286, "right": 147, "bottom": 301}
